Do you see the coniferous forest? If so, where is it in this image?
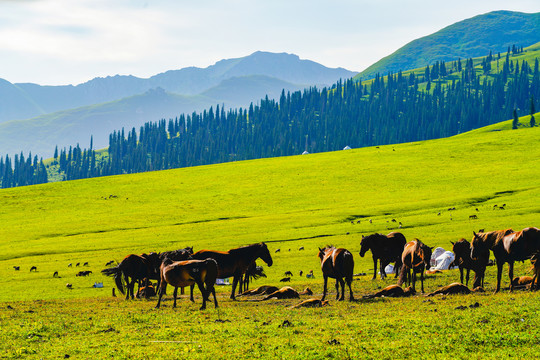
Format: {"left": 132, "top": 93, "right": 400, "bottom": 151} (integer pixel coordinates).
{"left": 1, "top": 52, "right": 539, "bottom": 187}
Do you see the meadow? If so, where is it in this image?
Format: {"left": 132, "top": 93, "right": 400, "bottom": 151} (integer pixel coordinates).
{"left": 1, "top": 115, "right": 540, "bottom": 359}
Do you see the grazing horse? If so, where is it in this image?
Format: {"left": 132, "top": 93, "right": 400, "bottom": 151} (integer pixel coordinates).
{"left": 190, "top": 243, "right": 273, "bottom": 300}
{"left": 30, "top": 266, "right": 37, "bottom": 272}
{"left": 451, "top": 238, "right": 487, "bottom": 288}
{"left": 469, "top": 228, "right": 540, "bottom": 292}
{"left": 155, "top": 258, "right": 218, "bottom": 310}
{"left": 359, "top": 232, "right": 406, "bottom": 280}
{"left": 398, "top": 239, "right": 432, "bottom": 293}
{"left": 318, "top": 246, "right": 354, "bottom": 301}
{"left": 101, "top": 252, "right": 161, "bottom": 300}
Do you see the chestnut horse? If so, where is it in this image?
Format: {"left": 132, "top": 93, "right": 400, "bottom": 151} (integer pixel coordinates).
{"left": 318, "top": 246, "right": 354, "bottom": 301}
{"left": 101, "top": 252, "right": 161, "bottom": 300}
{"left": 155, "top": 258, "right": 218, "bottom": 310}
{"left": 470, "top": 228, "right": 520, "bottom": 292}
{"left": 359, "top": 232, "right": 406, "bottom": 279}
{"left": 190, "top": 243, "right": 273, "bottom": 300}
{"left": 451, "top": 238, "right": 487, "bottom": 288}
{"left": 398, "top": 239, "right": 432, "bottom": 293}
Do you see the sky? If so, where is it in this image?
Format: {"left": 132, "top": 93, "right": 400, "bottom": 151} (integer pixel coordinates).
{"left": 0, "top": 0, "right": 538, "bottom": 86}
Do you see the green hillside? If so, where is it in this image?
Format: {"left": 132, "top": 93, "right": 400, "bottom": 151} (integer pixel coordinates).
{"left": 1, "top": 113, "right": 539, "bottom": 301}
{"left": 359, "top": 10, "right": 540, "bottom": 80}
{"left": 2, "top": 114, "right": 540, "bottom": 359}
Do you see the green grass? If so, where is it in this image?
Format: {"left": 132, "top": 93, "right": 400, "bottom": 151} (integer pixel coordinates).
{"left": 1, "top": 115, "right": 540, "bottom": 358}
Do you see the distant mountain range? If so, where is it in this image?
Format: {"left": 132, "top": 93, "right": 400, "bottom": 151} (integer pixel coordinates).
{"left": 358, "top": 10, "right": 540, "bottom": 80}
{"left": 0, "top": 52, "right": 356, "bottom": 157}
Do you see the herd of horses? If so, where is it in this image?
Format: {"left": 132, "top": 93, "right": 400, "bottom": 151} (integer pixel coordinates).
{"left": 100, "top": 226, "right": 540, "bottom": 310}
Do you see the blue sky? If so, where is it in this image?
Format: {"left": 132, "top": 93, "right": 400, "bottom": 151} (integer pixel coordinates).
{"left": 0, "top": 0, "right": 538, "bottom": 85}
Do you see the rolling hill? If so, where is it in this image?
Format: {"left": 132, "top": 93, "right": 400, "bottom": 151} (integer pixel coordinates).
{"left": 358, "top": 10, "right": 540, "bottom": 80}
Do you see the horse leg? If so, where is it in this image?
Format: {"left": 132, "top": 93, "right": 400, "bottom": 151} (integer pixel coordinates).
{"left": 172, "top": 286, "right": 178, "bottom": 308}
{"left": 380, "top": 260, "right": 387, "bottom": 280}
{"left": 465, "top": 268, "right": 470, "bottom": 286}
{"left": 412, "top": 270, "right": 416, "bottom": 292}
{"left": 334, "top": 279, "right": 340, "bottom": 300}
{"left": 347, "top": 277, "right": 354, "bottom": 301}
{"left": 495, "top": 262, "right": 503, "bottom": 293}
{"left": 508, "top": 261, "right": 514, "bottom": 292}
{"left": 339, "top": 278, "right": 346, "bottom": 301}
{"left": 321, "top": 275, "right": 328, "bottom": 301}
{"left": 190, "top": 284, "right": 195, "bottom": 302}
{"left": 394, "top": 259, "right": 401, "bottom": 278}
{"left": 155, "top": 285, "right": 164, "bottom": 309}
{"left": 420, "top": 269, "right": 425, "bottom": 293}
{"left": 195, "top": 280, "right": 207, "bottom": 310}
{"left": 459, "top": 267, "right": 464, "bottom": 284}
{"left": 230, "top": 275, "right": 240, "bottom": 300}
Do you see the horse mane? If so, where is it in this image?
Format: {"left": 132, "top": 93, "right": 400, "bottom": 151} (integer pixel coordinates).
{"left": 228, "top": 242, "right": 266, "bottom": 255}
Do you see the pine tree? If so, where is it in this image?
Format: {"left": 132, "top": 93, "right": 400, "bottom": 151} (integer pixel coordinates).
{"left": 513, "top": 109, "right": 519, "bottom": 129}
{"left": 531, "top": 96, "right": 536, "bottom": 127}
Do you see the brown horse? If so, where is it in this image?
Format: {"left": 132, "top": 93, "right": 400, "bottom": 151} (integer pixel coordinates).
{"left": 426, "top": 282, "right": 472, "bottom": 296}
{"left": 398, "top": 239, "right": 432, "bottom": 293}
{"left": 470, "top": 228, "right": 540, "bottom": 292}
{"left": 190, "top": 243, "right": 273, "bottom": 300}
{"left": 318, "top": 246, "right": 354, "bottom": 301}
{"left": 155, "top": 258, "right": 218, "bottom": 310}
{"left": 101, "top": 252, "right": 161, "bottom": 300}
{"left": 363, "top": 284, "right": 415, "bottom": 299}
{"left": 451, "top": 238, "right": 487, "bottom": 288}
{"left": 359, "top": 232, "right": 406, "bottom": 279}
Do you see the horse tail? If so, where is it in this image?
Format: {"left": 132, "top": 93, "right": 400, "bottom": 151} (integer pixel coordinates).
{"left": 101, "top": 266, "right": 125, "bottom": 295}
{"left": 398, "top": 264, "right": 406, "bottom": 286}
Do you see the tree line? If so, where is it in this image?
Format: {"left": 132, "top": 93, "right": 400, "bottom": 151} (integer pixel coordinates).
{"left": 1, "top": 51, "right": 539, "bottom": 187}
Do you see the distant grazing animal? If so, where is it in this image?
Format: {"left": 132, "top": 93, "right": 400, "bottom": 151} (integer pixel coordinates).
{"left": 66, "top": 283, "right": 72, "bottom": 289}
{"left": 53, "top": 271, "right": 59, "bottom": 278}
{"left": 76, "top": 263, "right": 80, "bottom": 267}
{"left": 299, "top": 247, "right": 304, "bottom": 251}
{"left": 318, "top": 246, "right": 354, "bottom": 301}
{"left": 83, "top": 262, "right": 89, "bottom": 266}
{"left": 280, "top": 277, "right": 291, "bottom": 282}
{"left": 306, "top": 270, "right": 314, "bottom": 278}
{"left": 363, "top": 284, "right": 415, "bottom": 299}
{"left": 451, "top": 238, "right": 487, "bottom": 288}
{"left": 105, "top": 260, "right": 115, "bottom": 266}
{"left": 478, "top": 229, "right": 485, "bottom": 233}
{"left": 76, "top": 270, "right": 92, "bottom": 277}
{"left": 471, "top": 228, "right": 540, "bottom": 292}
{"left": 299, "top": 287, "right": 313, "bottom": 295}
{"left": 299, "top": 270, "right": 303, "bottom": 276}
{"left": 284, "top": 271, "right": 293, "bottom": 277}
{"left": 239, "top": 285, "right": 279, "bottom": 296}
{"left": 291, "top": 298, "right": 329, "bottom": 308}
{"left": 68, "top": 263, "right": 72, "bottom": 267}
{"left": 398, "top": 239, "right": 433, "bottom": 293}
{"left": 426, "top": 282, "right": 472, "bottom": 296}
{"left": 240, "top": 262, "right": 266, "bottom": 292}
{"left": 275, "top": 249, "right": 281, "bottom": 253}
{"left": 155, "top": 258, "right": 218, "bottom": 310}
{"left": 469, "top": 215, "right": 478, "bottom": 220}
{"left": 190, "top": 243, "right": 273, "bottom": 300}
{"left": 359, "top": 232, "right": 407, "bottom": 280}
{"left": 262, "top": 286, "right": 300, "bottom": 300}
{"left": 101, "top": 252, "right": 161, "bottom": 300}
{"left": 30, "top": 266, "right": 37, "bottom": 272}
{"left": 13, "top": 266, "right": 19, "bottom": 271}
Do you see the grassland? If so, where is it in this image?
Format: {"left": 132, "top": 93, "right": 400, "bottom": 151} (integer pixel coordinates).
{"left": 1, "top": 114, "right": 540, "bottom": 359}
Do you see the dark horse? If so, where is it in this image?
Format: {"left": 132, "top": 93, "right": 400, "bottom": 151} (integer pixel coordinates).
{"left": 190, "top": 243, "right": 273, "bottom": 300}
{"left": 155, "top": 258, "right": 218, "bottom": 310}
{"left": 451, "top": 238, "right": 487, "bottom": 288}
{"left": 101, "top": 252, "right": 161, "bottom": 300}
{"left": 473, "top": 228, "right": 540, "bottom": 292}
{"left": 239, "top": 262, "right": 266, "bottom": 292}
{"left": 398, "top": 239, "right": 432, "bottom": 293}
{"left": 470, "top": 228, "right": 515, "bottom": 292}
{"left": 318, "top": 246, "right": 354, "bottom": 301}
{"left": 359, "top": 232, "right": 406, "bottom": 279}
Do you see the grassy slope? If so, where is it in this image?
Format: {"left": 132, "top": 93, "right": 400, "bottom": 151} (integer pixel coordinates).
{"left": 358, "top": 10, "right": 540, "bottom": 80}
{"left": 2, "top": 115, "right": 540, "bottom": 358}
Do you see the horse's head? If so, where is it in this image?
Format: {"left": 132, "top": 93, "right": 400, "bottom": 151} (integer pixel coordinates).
{"left": 318, "top": 246, "right": 334, "bottom": 261}
{"left": 259, "top": 243, "right": 273, "bottom": 267}
{"left": 424, "top": 246, "right": 433, "bottom": 270}
{"left": 359, "top": 235, "right": 370, "bottom": 257}
{"left": 470, "top": 231, "right": 486, "bottom": 260}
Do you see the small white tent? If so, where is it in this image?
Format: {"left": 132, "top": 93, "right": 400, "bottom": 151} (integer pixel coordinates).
{"left": 343, "top": 146, "right": 352, "bottom": 150}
